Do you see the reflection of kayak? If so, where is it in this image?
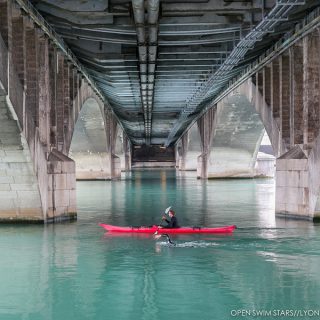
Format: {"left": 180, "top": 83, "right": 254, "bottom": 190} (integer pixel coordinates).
{"left": 99, "top": 223, "right": 236, "bottom": 234}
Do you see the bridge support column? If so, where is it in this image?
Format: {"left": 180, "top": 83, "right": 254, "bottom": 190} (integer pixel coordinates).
{"left": 106, "top": 109, "right": 121, "bottom": 180}
{"left": 177, "top": 132, "right": 188, "bottom": 170}
{"left": 38, "top": 36, "right": 76, "bottom": 221}
{"left": 275, "top": 143, "right": 320, "bottom": 221}
{"left": 1, "top": 3, "right": 129, "bottom": 222}
{"left": 276, "top": 30, "right": 320, "bottom": 221}
{"left": 276, "top": 147, "right": 311, "bottom": 219}
{"left": 0, "top": 95, "right": 43, "bottom": 221}
{"left": 197, "top": 108, "right": 215, "bottom": 179}
{"left": 123, "top": 135, "right": 131, "bottom": 171}
{"left": 244, "top": 27, "right": 320, "bottom": 220}
{"left": 0, "top": 1, "right": 12, "bottom": 50}
{"left": 276, "top": 30, "right": 320, "bottom": 220}
{"left": 47, "top": 149, "right": 76, "bottom": 222}
{"left": 0, "top": 9, "right": 77, "bottom": 222}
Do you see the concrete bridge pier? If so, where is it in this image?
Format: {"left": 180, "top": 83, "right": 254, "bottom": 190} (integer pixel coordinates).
{"left": 178, "top": 123, "right": 202, "bottom": 171}
{"left": 178, "top": 95, "right": 267, "bottom": 179}
{"left": 0, "top": 70, "right": 76, "bottom": 223}
{"left": 176, "top": 132, "right": 188, "bottom": 171}
{"left": 0, "top": 95, "right": 43, "bottom": 221}
{"left": 106, "top": 109, "right": 121, "bottom": 180}
{"left": 0, "top": 2, "right": 123, "bottom": 222}
{"left": 275, "top": 30, "right": 320, "bottom": 221}
{"left": 0, "top": 4, "right": 77, "bottom": 222}
{"left": 241, "top": 27, "right": 320, "bottom": 220}
{"left": 181, "top": 88, "right": 267, "bottom": 179}
{"left": 197, "top": 108, "right": 215, "bottom": 179}
{"left": 123, "top": 136, "right": 132, "bottom": 172}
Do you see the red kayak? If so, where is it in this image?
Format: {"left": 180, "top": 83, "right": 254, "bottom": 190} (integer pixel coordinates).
{"left": 99, "top": 223, "right": 236, "bottom": 234}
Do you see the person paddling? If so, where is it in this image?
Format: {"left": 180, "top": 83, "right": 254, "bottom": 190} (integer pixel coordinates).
{"left": 162, "top": 209, "right": 179, "bottom": 228}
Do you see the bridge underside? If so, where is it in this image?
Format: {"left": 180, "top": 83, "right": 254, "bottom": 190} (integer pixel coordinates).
{"left": 29, "top": 0, "right": 319, "bottom": 146}
{"left": 1, "top": 0, "right": 320, "bottom": 223}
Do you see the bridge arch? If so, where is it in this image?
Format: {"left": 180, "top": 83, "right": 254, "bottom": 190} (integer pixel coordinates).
{"left": 179, "top": 89, "right": 275, "bottom": 179}
{"left": 69, "top": 97, "right": 123, "bottom": 180}
{"left": 207, "top": 92, "right": 266, "bottom": 178}
{"left": 234, "top": 27, "right": 320, "bottom": 221}
{"left": 70, "top": 97, "right": 109, "bottom": 180}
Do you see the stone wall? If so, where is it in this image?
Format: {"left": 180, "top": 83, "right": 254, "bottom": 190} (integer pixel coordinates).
{"left": 0, "top": 96, "right": 42, "bottom": 221}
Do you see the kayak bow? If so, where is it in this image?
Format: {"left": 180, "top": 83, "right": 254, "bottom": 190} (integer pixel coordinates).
{"left": 99, "top": 223, "right": 236, "bottom": 234}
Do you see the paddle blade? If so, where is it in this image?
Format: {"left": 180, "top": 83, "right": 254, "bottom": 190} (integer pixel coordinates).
{"left": 164, "top": 206, "right": 172, "bottom": 214}
{"left": 154, "top": 234, "right": 162, "bottom": 240}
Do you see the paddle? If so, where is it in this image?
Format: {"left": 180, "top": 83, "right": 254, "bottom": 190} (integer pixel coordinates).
{"left": 158, "top": 206, "right": 171, "bottom": 226}
{"left": 154, "top": 206, "right": 172, "bottom": 236}
{"left": 164, "top": 206, "right": 172, "bottom": 214}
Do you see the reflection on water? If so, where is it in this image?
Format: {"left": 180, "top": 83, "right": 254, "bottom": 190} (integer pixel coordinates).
{"left": 0, "top": 169, "right": 320, "bottom": 320}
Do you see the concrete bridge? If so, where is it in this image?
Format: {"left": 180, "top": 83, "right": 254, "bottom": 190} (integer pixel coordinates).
{"left": 176, "top": 15, "right": 320, "bottom": 220}
{"left": 0, "top": 0, "right": 320, "bottom": 222}
{"left": 0, "top": 0, "right": 131, "bottom": 221}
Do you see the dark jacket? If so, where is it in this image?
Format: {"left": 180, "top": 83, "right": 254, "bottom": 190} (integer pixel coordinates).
{"left": 164, "top": 216, "right": 179, "bottom": 228}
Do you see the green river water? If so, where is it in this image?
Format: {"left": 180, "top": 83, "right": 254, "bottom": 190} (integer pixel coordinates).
{"left": 1, "top": 169, "right": 320, "bottom": 320}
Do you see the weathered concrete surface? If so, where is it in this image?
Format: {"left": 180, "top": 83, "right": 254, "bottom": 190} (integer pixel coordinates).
{"left": 255, "top": 132, "right": 275, "bottom": 177}
{"left": 0, "top": 23, "right": 125, "bottom": 223}
{"left": 69, "top": 98, "right": 124, "bottom": 180}
{"left": 240, "top": 77, "right": 283, "bottom": 157}
{"left": 195, "top": 107, "right": 215, "bottom": 178}
{"left": 122, "top": 134, "right": 131, "bottom": 172}
{"left": 208, "top": 94, "right": 264, "bottom": 178}
{"left": 184, "top": 125, "right": 200, "bottom": 170}
{"left": 0, "top": 96, "right": 77, "bottom": 222}
{"left": 115, "top": 129, "right": 126, "bottom": 173}
{"left": 70, "top": 98, "right": 113, "bottom": 180}
{"left": 238, "top": 28, "right": 320, "bottom": 221}
{"left": 309, "top": 133, "right": 320, "bottom": 221}
{"left": 0, "top": 20, "right": 79, "bottom": 222}
{"left": 71, "top": 152, "right": 122, "bottom": 180}
{"left": 276, "top": 137, "right": 320, "bottom": 221}
{"left": 47, "top": 149, "right": 77, "bottom": 222}
{"left": 0, "top": 7, "right": 124, "bottom": 222}
{"left": 0, "top": 96, "right": 42, "bottom": 221}
{"left": 70, "top": 152, "right": 110, "bottom": 180}
{"left": 276, "top": 147, "right": 310, "bottom": 219}
{"left": 255, "top": 152, "right": 275, "bottom": 178}
{"left": 180, "top": 97, "right": 273, "bottom": 178}
{"left": 175, "top": 132, "right": 188, "bottom": 170}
